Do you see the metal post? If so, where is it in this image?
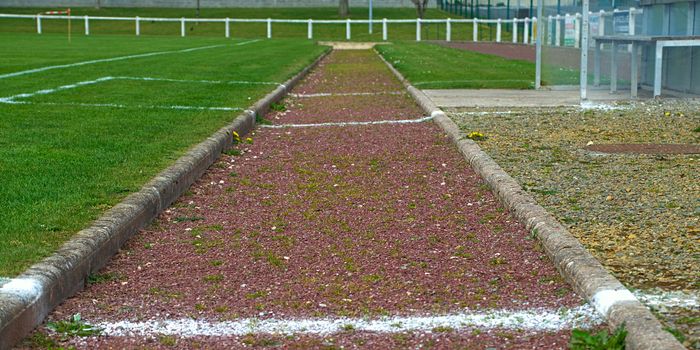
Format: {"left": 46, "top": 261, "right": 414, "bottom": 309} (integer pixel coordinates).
{"left": 181, "top": 17, "right": 185, "bottom": 37}
{"left": 308, "top": 19, "right": 313, "bottom": 39}
{"left": 535, "top": 0, "right": 543, "bottom": 88}
{"left": 580, "top": 0, "right": 590, "bottom": 100}
{"left": 416, "top": 18, "right": 421, "bottom": 41}
{"left": 610, "top": 43, "right": 617, "bottom": 92}
{"left": 594, "top": 41, "right": 601, "bottom": 86}
{"left": 346, "top": 19, "right": 351, "bottom": 40}
{"left": 473, "top": 18, "right": 479, "bottom": 41}
{"left": 267, "top": 18, "right": 272, "bottom": 39}
{"left": 135, "top": 16, "right": 140, "bottom": 36}
{"left": 654, "top": 42, "right": 663, "bottom": 96}
{"left": 630, "top": 42, "right": 638, "bottom": 98}
{"left": 37, "top": 14, "right": 42, "bottom": 34}
{"left": 225, "top": 17, "right": 230, "bottom": 38}
{"left": 382, "top": 18, "right": 387, "bottom": 40}
{"left": 84, "top": 15, "right": 89, "bottom": 35}
{"left": 446, "top": 18, "right": 452, "bottom": 42}
{"left": 497, "top": 18, "right": 502, "bottom": 42}
{"left": 512, "top": 19, "right": 518, "bottom": 43}
{"left": 369, "top": 0, "right": 373, "bottom": 34}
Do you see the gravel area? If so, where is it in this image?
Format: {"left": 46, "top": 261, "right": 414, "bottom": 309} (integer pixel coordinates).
{"left": 18, "top": 329, "right": 577, "bottom": 349}
{"left": 24, "top": 50, "right": 594, "bottom": 349}
{"left": 447, "top": 99, "right": 700, "bottom": 348}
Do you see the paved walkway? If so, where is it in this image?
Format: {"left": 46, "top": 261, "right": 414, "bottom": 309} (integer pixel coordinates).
{"left": 27, "top": 50, "right": 602, "bottom": 349}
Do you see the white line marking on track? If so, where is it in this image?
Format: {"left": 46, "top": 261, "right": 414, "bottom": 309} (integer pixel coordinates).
{"left": 0, "top": 277, "right": 43, "bottom": 303}
{"left": 259, "top": 116, "right": 434, "bottom": 128}
{"left": 96, "top": 305, "right": 602, "bottom": 337}
{"left": 450, "top": 111, "right": 515, "bottom": 116}
{"left": 633, "top": 290, "right": 699, "bottom": 309}
{"left": 0, "top": 39, "right": 259, "bottom": 80}
{"left": 289, "top": 91, "right": 405, "bottom": 98}
{"left": 591, "top": 289, "right": 638, "bottom": 317}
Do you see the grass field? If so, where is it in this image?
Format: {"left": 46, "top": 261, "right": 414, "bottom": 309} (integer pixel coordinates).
{"left": 0, "top": 33, "right": 327, "bottom": 277}
{"left": 376, "top": 42, "right": 580, "bottom": 89}
{"left": 0, "top": 7, "right": 508, "bottom": 42}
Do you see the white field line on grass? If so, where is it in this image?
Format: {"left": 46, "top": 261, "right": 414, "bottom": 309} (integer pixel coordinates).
{"left": 17, "top": 101, "right": 243, "bottom": 112}
{"left": 260, "top": 116, "right": 434, "bottom": 128}
{"left": 0, "top": 75, "right": 277, "bottom": 111}
{"left": 289, "top": 91, "right": 405, "bottom": 98}
{"left": 0, "top": 39, "right": 260, "bottom": 80}
{"left": 114, "top": 76, "right": 281, "bottom": 86}
{"left": 96, "top": 305, "right": 602, "bottom": 337}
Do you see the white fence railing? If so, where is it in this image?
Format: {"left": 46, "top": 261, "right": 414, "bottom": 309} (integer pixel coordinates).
{"left": 0, "top": 8, "right": 642, "bottom": 46}
{"left": 0, "top": 13, "right": 539, "bottom": 44}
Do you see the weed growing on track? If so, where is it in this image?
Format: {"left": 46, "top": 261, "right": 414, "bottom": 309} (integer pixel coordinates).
{"left": 46, "top": 314, "right": 102, "bottom": 340}
{"left": 569, "top": 325, "right": 626, "bottom": 350}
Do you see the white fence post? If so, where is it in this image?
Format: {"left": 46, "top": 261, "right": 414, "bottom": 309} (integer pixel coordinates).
{"left": 267, "top": 18, "right": 272, "bottom": 39}
{"left": 547, "top": 15, "right": 553, "bottom": 45}
{"left": 555, "top": 15, "right": 562, "bottom": 46}
{"left": 446, "top": 18, "right": 451, "bottom": 42}
{"left": 598, "top": 10, "right": 605, "bottom": 36}
{"left": 308, "top": 19, "right": 313, "bottom": 39}
{"left": 346, "top": 19, "right": 351, "bottom": 40}
{"left": 512, "top": 19, "right": 518, "bottom": 43}
{"left": 36, "top": 14, "right": 42, "bottom": 34}
{"left": 382, "top": 18, "right": 387, "bottom": 41}
{"left": 532, "top": 17, "right": 537, "bottom": 44}
{"left": 180, "top": 17, "right": 185, "bottom": 37}
{"left": 524, "top": 18, "right": 529, "bottom": 44}
{"left": 497, "top": 18, "right": 502, "bottom": 42}
{"left": 136, "top": 16, "right": 140, "bottom": 36}
{"left": 574, "top": 13, "right": 581, "bottom": 48}
{"left": 84, "top": 15, "right": 89, "bottom": 35}
{"left": 628, "top": 7, "right": 635, "bottom": 35}
{"left": 416, "top": 18, "right": 421, "bottom": 41}
{"left": 473, "top": 18, "right": 478, "bottom": 41}
{"left": 225, "top": 17, "right": 230, "bottom": 38}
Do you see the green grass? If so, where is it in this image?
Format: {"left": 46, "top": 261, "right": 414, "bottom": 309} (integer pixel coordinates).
{"left": 376, "top": 41, "right": 579, "bottom": 89}
{"left": 0, "top": 7, "right": 511, "bottom": 41}
{"left": 377, "top": 41, "right": 535, "bottom": 89}
{"left": 0, "top": 33, "right": 327, "bottom": 276}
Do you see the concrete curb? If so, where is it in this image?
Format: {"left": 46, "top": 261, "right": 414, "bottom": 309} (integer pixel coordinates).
{"left": 375, "top": 49, "right": 683, "bottom": 350}
{"left": 0, "top": 47, "right": 331, "bottom": 350}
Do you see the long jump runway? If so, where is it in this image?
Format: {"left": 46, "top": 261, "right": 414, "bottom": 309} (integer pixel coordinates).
{"left": 31, "top": 50, "right": 603, "bottom": 348}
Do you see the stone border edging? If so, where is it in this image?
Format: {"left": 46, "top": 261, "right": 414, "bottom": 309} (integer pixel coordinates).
{"left": 0, "top": 47, "right": 331, "bottom": 350}
{"left": 375, "top": 49, "right": 683, "bottom": 350}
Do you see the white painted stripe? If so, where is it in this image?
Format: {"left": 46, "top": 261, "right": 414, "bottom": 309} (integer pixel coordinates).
{"left": 451, "top": 111, "right": 515, "bottom": 116}
{"left": 96, "top": 305, "right": 602, "bottom": 337}
{"left": 1, "top": 76, "right": 115, "bottom": 102}
{"left": 289, "top": 91, "right": 405, "bottom": 98}
{"left": 591, "top": 289, "right": 638, "bottom": 317}
{"left": 260, "top": 116, "right": 434, "bottom": 128}
{"left": 633, "top": 290, "right": 699, "bottom": 309}
{"left": 0, "top": 75, "right": 276, "bottom": 105}
{"left": 0, "top": 40, "right": 259, "bottom": 80}
{"left": 114, "top": 76, "right": 281, "bottom": 86}
{"left": 0, "top": 278, "right": 43, "bottom": 303}
{"left": 414, "top": 79, "right": 532, "bottom": 86}
{"left": 9, "top": 101, "right": 243, "bottom": 112}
